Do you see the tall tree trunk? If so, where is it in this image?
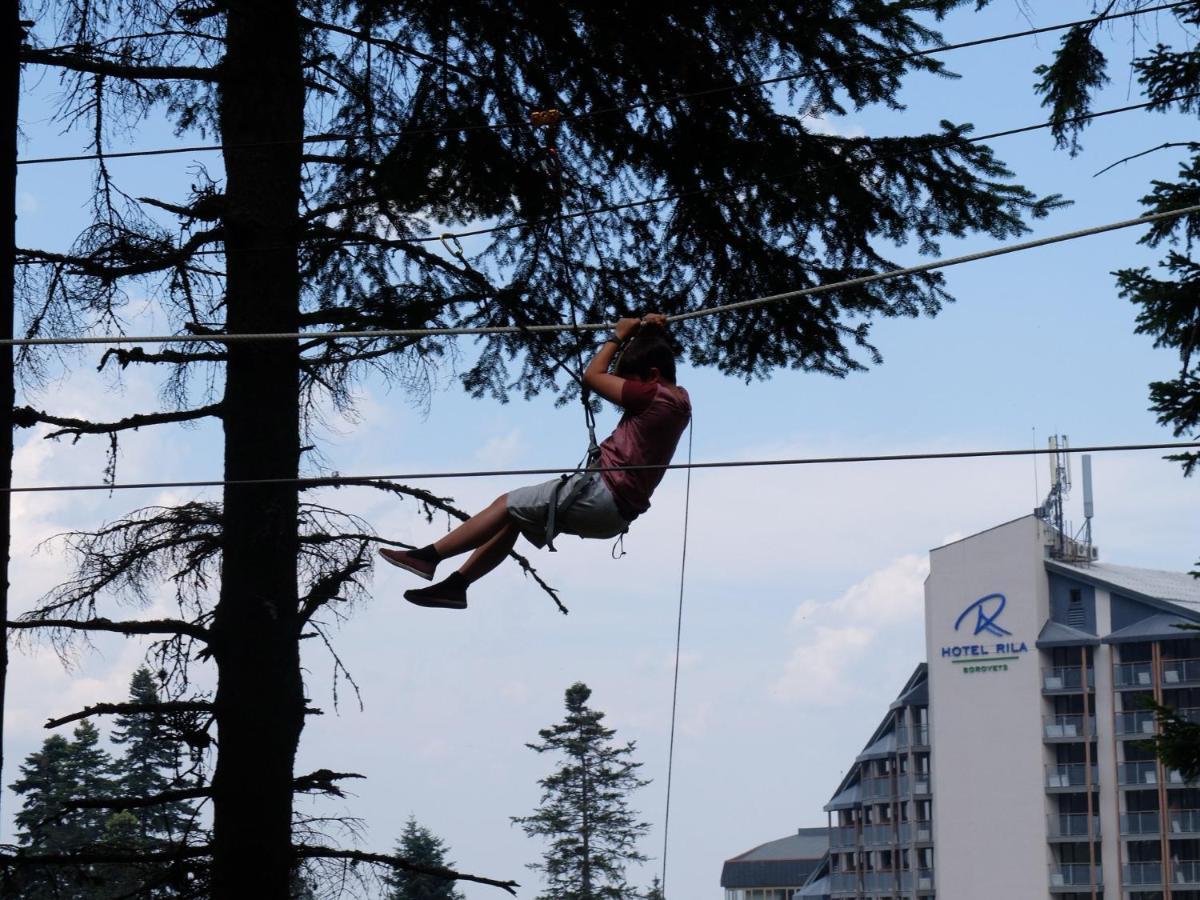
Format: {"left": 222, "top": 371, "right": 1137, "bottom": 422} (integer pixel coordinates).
{"left": 210, "top": 2, "right": 304, "bottom": 897}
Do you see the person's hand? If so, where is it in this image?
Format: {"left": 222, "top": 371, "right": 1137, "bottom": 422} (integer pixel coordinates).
{"left": 641, "top": 312, "right": 667, "bottom": 329}
{"left": 614, "top": 317, "right": 642, "bottom": 341}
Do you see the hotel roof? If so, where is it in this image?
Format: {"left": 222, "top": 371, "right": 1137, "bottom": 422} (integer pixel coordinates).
{"left": 720, "top": 828, "right": 830, "bottom": 890}
{"left": 1048, "top": 560, "right": 1200, "bottom": 611}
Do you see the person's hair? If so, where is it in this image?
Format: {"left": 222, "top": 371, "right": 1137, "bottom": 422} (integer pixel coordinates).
{"left": 615, "top": 326, "right": 677, "bottom": 384}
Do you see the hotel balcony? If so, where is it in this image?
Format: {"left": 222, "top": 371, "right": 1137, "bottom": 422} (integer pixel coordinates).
{"left": 1046, "top": 764, "right": 1098, "bottom": 791}
{"left": 861, "top": 823, "right": 896, "bottom": 847}
{"left": 830, "top": 825, "right": 858, "bottom": 849}
{"left": 1043, "top": 714, "right": 1096, "bottom": 741}
{"left": 1120, "top": 810, "right": 1161, "bottom": 837}
{"left": 1119, "top": 762, "right": 1195, "bottom": 787}
{"left": 1168, "top": 808, "right": 1200, "bottom": 836}
{"left": 897, "top": 724, "right": 930, "bottom": 749}
{"left": 897, "top": 819, "right": 933, "bottom": 844}
{"left": 1047, "top": 813, "right": 1100, "bottom": 841}
{"left": 1114, "top": 661, "right": 1154, "bottom": 689}
{"left": 861, "top": 870, "right": 898, "bottom": 892}
{"left": 1115, "top": 709, "right": 1157, "bottom": 738}
{"left": 1162, "top": 657, "right": 1200, "bottom": 687}
{"left": 1049, "top": 864, "right": 1102, "bottom": 891}
{"left": 897, "top": 868, "right": 935, "bottom": 892}
{"left": 1043, "top": 665, "right": 1095, "bottom": 694}
{"left": 860, "top": 775, "right": 894, "bottom": 802}
{"left": 1118, "top": 761, "right": 1161, "bottom": 786}
{"left": 1122, "top": 861, "right": 1163, "bottom": 888}
{"left": 1171, "top": 860, "right": 1200, "bottom": 886}
{"left": 829, "top": 871, "right": 858, "bottom": 893}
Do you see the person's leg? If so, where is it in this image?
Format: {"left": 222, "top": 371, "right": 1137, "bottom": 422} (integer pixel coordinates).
{"left": 432, "top": 493, "right": 510, "bottom": 559}
{"left": 379, "top": 493, "right": 512, "bottom": 581}
{"left": 457, "top": 520, "right": 520, "bottom": 583}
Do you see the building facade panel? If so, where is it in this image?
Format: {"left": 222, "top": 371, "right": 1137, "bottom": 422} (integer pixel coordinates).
{"left": 926, "top": 516, "right": 1056, "bottom": 899}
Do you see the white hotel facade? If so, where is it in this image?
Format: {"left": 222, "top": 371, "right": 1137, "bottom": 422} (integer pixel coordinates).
{"left": 809, "top": 513, "right": 1200, "bottom": 900}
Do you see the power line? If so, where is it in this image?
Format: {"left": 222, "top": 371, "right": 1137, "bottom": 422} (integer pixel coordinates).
{"left": 15, "top": 91, "right": 1193, "bottom": 267}
{"left": 8, "top": 200, "right": 1200, "bottom": 347}
{"left": 14, "top": 2, "right": 1186, "bottom": 168}
{"left": 5, "top": 441, "right": 1198, "bottom": 496}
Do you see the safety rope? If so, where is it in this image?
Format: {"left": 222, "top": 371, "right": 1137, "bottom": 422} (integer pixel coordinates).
{"left": 7, "top": 201, "right": 1200, "bottom": 347}
{"left": 661, "top": 418, "right": 693, "bottom": 899}
{"left": 3, "top": 440, "right": 1196, "bottom": 495}
{"left": 14, "top": 2, "right": 1186, "bottom": 167}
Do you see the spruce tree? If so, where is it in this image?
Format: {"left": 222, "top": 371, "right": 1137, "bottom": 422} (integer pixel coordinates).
{"left": 110, "top": 666, "right": 199, "bottom": 843}
{"left": 513, "top": 683, "right": 650, "bottom": 900}
{"left": 642, "top": 875, "right": 665, "bottom": 900}
{"left": 14, "top": 3, "right": 1059, "bottom": 895}
{"left": 383, "top": 818, "right": 465, "bottom": 900}
{"left": 10, "top": 723, "right": 117, "bottom": 898}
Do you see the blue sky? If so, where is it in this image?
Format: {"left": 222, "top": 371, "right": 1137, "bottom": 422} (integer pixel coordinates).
{"left": 9, "top": 3, "right": 1200, "bottom": 898}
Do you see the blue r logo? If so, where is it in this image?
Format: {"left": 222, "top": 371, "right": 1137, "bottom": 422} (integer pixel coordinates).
{"left": 954, "top": 593, "right": 1012, "bottom": 637}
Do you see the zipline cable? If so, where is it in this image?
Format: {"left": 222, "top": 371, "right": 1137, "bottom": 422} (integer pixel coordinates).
{"left": 661, "top": 419, "right": 693, "bottom": 900}
{"left": 14, "top": 91, "right": 1196, "bottom": 268}
{"left": 7, "top": 200, "right": 1200, "bottom": 347}
{"left": 3, "top": 441, "right": 1197, "bottom": 496}
{"left": 14, "top": 2, "right": 1186, "bottom": 167}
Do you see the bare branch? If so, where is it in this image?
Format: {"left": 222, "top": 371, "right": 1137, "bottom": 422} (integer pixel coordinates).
{"left": 60, "top": 785, "right": 211, "bottom": 812}
{"left": 1094, "top": 141, "right": 1199, "bottom": 177}
{"left": 294, "top": 846, "right": 519, "bottom": 895}
{"left": 45, "top": 701, "right": 214, "bottom": 730}
{"left": 297, "top": 16, "right": 482, "bottom": 81}
{"left": 57, "top": 769, "right": 363, "bottom": 812}
{"left": 98, "top": 346, "right": 228, "bottom": 372}
{"left": 20, "top": 47, "right": 220, "bottom": 82}
{"left": 13, "top": 403, "right": 222, "bottom": 441}
{"left": 0, "top": 845, "right": 211, "bottom": 867}
{"left": 292, "top": 769, "right": 365, "bottom": 798}
{"left": 7, "top": 616, "right": 208, "bottom": 641}
{"left": 17, "top": 228, "right": 223, "bottom": 280}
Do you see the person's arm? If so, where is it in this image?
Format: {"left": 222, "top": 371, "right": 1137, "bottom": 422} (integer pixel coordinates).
{"left": 582, "top": 316, "right": 645, "bottom": 405}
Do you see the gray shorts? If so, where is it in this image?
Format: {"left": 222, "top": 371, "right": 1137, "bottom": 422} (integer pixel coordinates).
{"left": 507, "top": 472, "right": 629, "bottom": 549}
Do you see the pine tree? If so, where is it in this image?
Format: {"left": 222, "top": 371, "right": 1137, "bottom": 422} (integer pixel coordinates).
{"left": 9, "top": 723, "right": 117, "bottom": 898}
{"left": 16, "top": 3, "right": 1059, "bottom": 894}
{"left": 642, "top": 875, "right": 665, "bottom": 900}
{"left": 513, "top": 683, "right": 650, "bottom": 900}
{"left": 383, "top": 818, "right": 465, "bottom": 900}
{"left": 110, "top": 666, "right": 199, "bottom": 843}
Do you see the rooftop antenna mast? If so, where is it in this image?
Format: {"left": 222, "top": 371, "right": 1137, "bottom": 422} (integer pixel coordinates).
{"left": 1037, "top": 434, "right": 1072, "bottom": 557}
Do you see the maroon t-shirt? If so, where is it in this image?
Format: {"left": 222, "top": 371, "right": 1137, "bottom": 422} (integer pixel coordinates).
{"left": 598, "top": 381, "right": 692, "bottom": 520}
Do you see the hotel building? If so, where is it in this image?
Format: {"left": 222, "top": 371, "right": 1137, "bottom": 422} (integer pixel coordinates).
{"left": 739, "top": 505, "right": 1200, "bottom": 900}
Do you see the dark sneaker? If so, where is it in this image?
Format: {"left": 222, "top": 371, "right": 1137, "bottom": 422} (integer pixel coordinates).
{"left": 378, "top": 547, "right": 436, "bottom": 581}
{"left": 404, "top": 582, "right": 468, "bottom": 610}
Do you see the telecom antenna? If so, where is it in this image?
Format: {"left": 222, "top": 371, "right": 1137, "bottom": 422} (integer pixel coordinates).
{"left": 1080, "top": 454, "right": 1095, "bottom": 561}
{"left": 1036, "top": 434, "right": 1072, "bottom": 558}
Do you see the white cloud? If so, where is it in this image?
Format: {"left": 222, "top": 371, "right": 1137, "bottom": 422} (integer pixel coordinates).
{"left": 772, "top": 553, "right": 929, "bottom": 705}
{"left": 474, "top": 428, "right": 526, "bottom": 467}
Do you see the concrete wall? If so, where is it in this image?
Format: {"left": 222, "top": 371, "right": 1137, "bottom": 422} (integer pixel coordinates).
{"left": 926, "top": 516, "right": 1053, "bottom": 899}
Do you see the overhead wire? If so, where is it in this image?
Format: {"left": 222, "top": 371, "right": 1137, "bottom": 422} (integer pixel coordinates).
{"left": 4, "top": 441, "right": 1197, "bottom": 496}
{"left": 7, "top": 200, "right": 1200, "bottom": 347}
{"left": 13, "top": 2, "right": 1187, "bottom": 168}
{"left": 13, "top": 90, "right": 1197, "bottom": 267}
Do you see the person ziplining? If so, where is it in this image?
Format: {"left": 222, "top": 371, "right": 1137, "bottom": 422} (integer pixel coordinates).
{"left": 379, "top": 313, "right": 691, "bottom": 609}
